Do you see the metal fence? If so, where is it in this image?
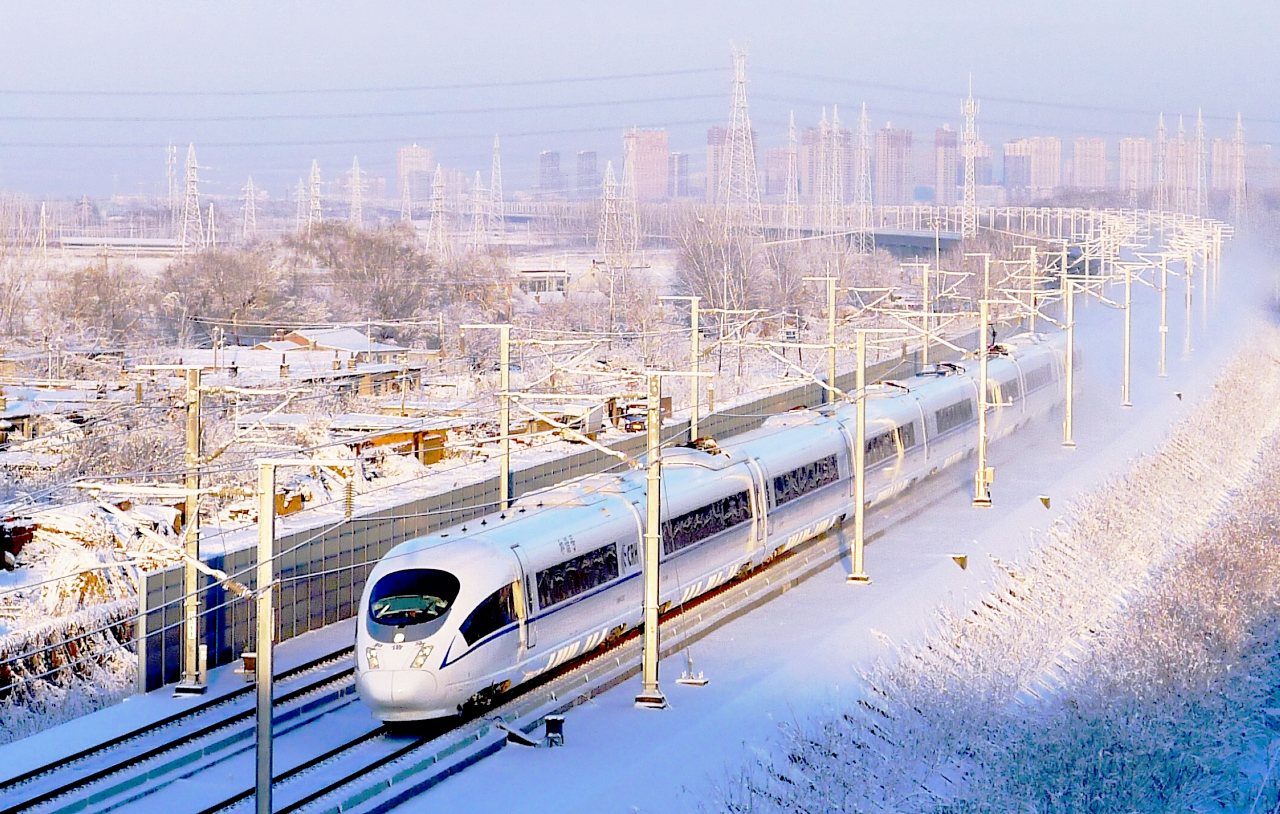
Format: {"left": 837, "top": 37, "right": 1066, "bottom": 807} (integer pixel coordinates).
{"left": 142, "top": 334, "right": 977, "bottom": 690}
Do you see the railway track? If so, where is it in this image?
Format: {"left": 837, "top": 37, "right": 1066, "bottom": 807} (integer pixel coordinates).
{"left": 5, "top": 455, "right": 976, "bottom": 814}
{"left": 0, "top": 647, "right": 356, "bottom": 814}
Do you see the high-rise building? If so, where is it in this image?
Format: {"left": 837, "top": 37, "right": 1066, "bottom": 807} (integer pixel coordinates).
{"left": 625, "top": 129, "right": 670, "bottom": 201}
{"left": 539, "top": 151, "right": 564, "bottom": 197}
{"left": 874, "top": 124, "right": 914, "bottom": 206}
{"left": 706, "top": 126, "right": 727, "bottom": 202}
{"left": 1118, "top": 138, "right": 1152, "bottom": 193}
{"left": 668, "top": 152, "right": 691, "bottom": 198}
{"left": 765, "top": 147, "right": 789, "bottom": 197}
{"left": 1003, "top": 140, "right": 1032, "bottom": 189}
{"left": 1247, "top": 143, "right": 1274, "bottom": 190}
{"left": 397, "top": 143, "right": 434, "bottom": 202}
{"left": 972, "top": 140, "right": 994, "bottom": 186}
{"left": 798, "top": 120, "right": 853, "bottom": 204}
{"left": 577, "top": 151, "right": 599, "bottom": 198}
{"left": 934, "top": 126, "right": 958, "bottom": 205}
{"left": 1029, "top": 137, "right": 1062, "bottom": 191}
{"left": 1072, "top": 138, "right": 1108, "bottom": 190}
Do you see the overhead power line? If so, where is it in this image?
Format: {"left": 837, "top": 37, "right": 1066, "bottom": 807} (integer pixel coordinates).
{"left": 0, "top": 67, "right": 727, "bottom": 98}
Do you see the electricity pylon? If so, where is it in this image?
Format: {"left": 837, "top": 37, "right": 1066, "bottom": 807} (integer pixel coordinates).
{"left": 783, "top": 111, "right": 800, "bottom": 241}
{"left": 1173, "top": 116, "right": 1189, "bottom": 215}
{"left": 426, "top": 163, "right": 450, "bottom": 258}
{"left": 489, "top": 134, "right": 505, "bottom": 239}
{"left": 597, "top": 161, "right": 626, "bottom": 332}
{"left": 241, "top": 177, "right": 258, "bottom": 240}
{"left": 349, "top": 156, "right": 363, "bottom": 227}
{"left": 307, "top": 160, "right": 323, "bottom": 235}
{"left": 719, "top": 43, "right": 762, "bottom": 235}
{"left": 166, "top": 144, "right": 178, "bottom": 225}
{"left": 852, "top": 103, "right": 874, "bottom": 255}
{"left": 961, "top": 77, "right": 979, "bottom": 238}
{"left": 621, "top": 129, "right": 641, "bottom": 254}
{"left": 178, "top": 143, "right": 204, "bottom": 253}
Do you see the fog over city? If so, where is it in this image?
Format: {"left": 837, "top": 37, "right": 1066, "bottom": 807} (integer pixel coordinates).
{"left": 0, "top": 0, "right": 1274, "bottom": 196}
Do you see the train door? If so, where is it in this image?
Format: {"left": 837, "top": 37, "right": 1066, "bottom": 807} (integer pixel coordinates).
{"left": 510, "top": 544, "right": 537, "bottom": 649}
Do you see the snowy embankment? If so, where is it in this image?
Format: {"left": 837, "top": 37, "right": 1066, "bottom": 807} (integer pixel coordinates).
{"left": 729, "top": 324, "right": 1280, "bottom": 812}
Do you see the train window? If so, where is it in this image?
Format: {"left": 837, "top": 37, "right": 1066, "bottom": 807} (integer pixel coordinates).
{"left": 988, "top": 378, "right": 1020, "bottom": 403}
{"left": 368, "top": 569, "right": 461, "bottom": 627}
{"left": 663, "top": 490, "right": 753, "bottom": 555}
{"left": 1023, "top": 365, "right": 1053, "bottom": 393}
{"left": 536, "top": 543, "right": 619, "bottom": 609}
{"left": 866, "top": 430, "right": 897, "bottom": 465}
{"left": 459, "top": 584, "right": 515, "bottom": 645}
{"left": 900, "top": 421, "right": 918, "bottom": 449}
{"left": 934, "top": 399, "right": 974, "bottom": 434}
{"left": 772, "top": 455, "right": 839, "bottom": 508}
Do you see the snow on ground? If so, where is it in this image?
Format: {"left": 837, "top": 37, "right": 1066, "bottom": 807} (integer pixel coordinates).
{"left": 397, "top": 249, "right": 1274, "bottom": 813}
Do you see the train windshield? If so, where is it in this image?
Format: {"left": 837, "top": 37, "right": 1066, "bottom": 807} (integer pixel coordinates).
{"left": 368, "top": 569, "right": 461, "bottom": 626}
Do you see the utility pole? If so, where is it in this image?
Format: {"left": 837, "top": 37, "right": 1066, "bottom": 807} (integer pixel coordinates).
{"left": 1183, "top": 248, "right": 1194, "bottom": 357}
{"left": 1122, "top": 261, "right": 1133, "bottom": 408}
{"left": 1063, "top": 275, "right": 1076, "bottom": 449}
{"left": 850, "top": 329, "right": 870, "bottom": 582}
{"left": 463, "top": 324, "right": 512, "bottom": 509}
{"left": 1158, "top": 254, "right": 1169, "bottom": 378}
{"left": 659, "top": 296, "right": 702, "bottom": 442}
{"left": 178, "top": 366, "right": 204, "bottom": 693}
{"left": 635, "top": 373, "right": 667, "bottom": 710}
{"left": 803, "top": 275, "right": 839, "bottom": 403}
{"left": 255, "top": 461, "right": 275, "bottom": 814}
{"left": 921, "top": 263, "right": 932, "bottom": 366}
{"left": 973, "top": 299, "right": 993, "bottom": 507}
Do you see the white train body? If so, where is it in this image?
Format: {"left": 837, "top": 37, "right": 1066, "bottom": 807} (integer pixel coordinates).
{"left": 356, "top": 333, "right": 1066, "bottom": 721}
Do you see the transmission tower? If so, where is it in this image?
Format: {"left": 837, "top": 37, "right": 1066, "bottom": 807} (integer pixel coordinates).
{"left": 349, "top": 156, "right": 364, "bottom": 227}
{"left": 621, "top": 129, "right": 641, "bottom": 253}
{"left": 719, "top": 43, "right": 763, "bottom": 234}
{"left": 241, "top": 177, "right": 258, "bottom": 239}
{"left": 1231, "top": 113, "right": 1247, "bottom": 227}
{"left": 852, "top": 103, "right": 874, "bottom": 254}
{"left": 783, "top": 111, "right": 800, "bottom": 240}
{"left": 469, "top": 171, "right": 488, "bottom": 251}
{"left": 166, "top": 144, "right": 178, "bottom": 224}
{"left": 307, "top": 160, "right": 323, "bottom": 235}
{"left": 206, "top": 203, "right": 216, "bottom": 250}
{"left": 399, "top": 169, "right": 412, "bottom": 222}
{"left": 1173, "top": 116, "right": 1189, "bottom": 214}
{"left": 1194, "top": 109, "right": 1208, "bottom": 218}
{"left": 829, "top": 105, "right": 846, "bottom": 232}
{"left": 426, "top": 164, "right": 451, "bottom": 258}
{"left": 489, "top": 134, "right": 505, "bottom": 238}
{"left": 178, "top": 143, "right": 204, "bottom": 253}
{"left": 598, "top": 160, "right": 624, "bottom": 266}
{"left": 1154, "top": 114, "right": 1167, "bottom": 213}
{"left": 960, "top": 77, "right": 979, "bottom": 238}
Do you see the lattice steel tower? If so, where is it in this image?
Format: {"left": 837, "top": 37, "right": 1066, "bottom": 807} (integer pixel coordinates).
{"left": 598, "top": 160, "right": 624, "bottom": 268}
{"left": 783, "top": 111, "right": 800, "bottom": 240}
{"left": 307, "top": 160, "right": 323, "bottom": 235}
{"left": 1173, "top": 116, "right": 1189, "bottom": 214}
{"left": 621, "top": 129, "right": 642, "bottom": 254}
{"left": 178, "top": 143, "right": 204, "bottom": 252}
{"left": 960, "top": 77, "right": 979, "bottom": 238}
{"left": 241, "top": 177, "right": 258, "bottom": 239}
{"left": 719, "top": 43, "right": 762, "bottom": 234}
{"left": 426, "top": 163, "right": 451, "bottom": 258}
{"left": 489, "top": 134, "right": 505, "bottom": 238}
{"left": 852, "top": 103, "right": 874, "bottom": 254}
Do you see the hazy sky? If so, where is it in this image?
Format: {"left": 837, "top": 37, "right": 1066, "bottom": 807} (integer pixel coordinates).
{"left": 0, "top": 0, "right": 1274, "bottom": 199}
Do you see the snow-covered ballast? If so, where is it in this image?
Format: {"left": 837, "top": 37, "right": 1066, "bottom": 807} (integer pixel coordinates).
{"left": 355, "top": 332, "right": 1068, "bottom": 721}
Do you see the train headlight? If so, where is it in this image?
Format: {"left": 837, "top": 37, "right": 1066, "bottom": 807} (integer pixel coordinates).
{"left": 411, "top": 644, "right": 434, "bottom": 669}
{"left": 365, "top": 647, "right": 381, "bottom": 670}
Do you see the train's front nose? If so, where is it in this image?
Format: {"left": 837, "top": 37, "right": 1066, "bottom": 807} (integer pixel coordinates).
{"left": 356, "top": 567, "right": 462, "bottom": 721}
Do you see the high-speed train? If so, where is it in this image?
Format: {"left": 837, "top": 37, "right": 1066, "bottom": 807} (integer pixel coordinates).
{"left": 356, "top": 332, "right": 1067, "bottom": 721}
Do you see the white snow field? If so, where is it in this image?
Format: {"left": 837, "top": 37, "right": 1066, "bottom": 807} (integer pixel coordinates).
{"left": 399, "top": 252, "right": 1278, "bottom": 814}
